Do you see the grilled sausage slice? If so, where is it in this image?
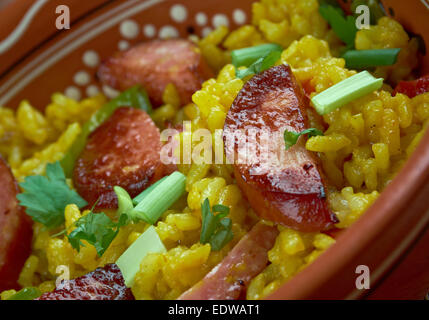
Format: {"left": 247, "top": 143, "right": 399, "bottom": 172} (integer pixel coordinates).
{"left": 179, "top": 223, "right": 278, "bottom": 300}
{"left": 36, "top": 264, "right": 133, "bottom": 300}
{"left": 73, "top": 107, "right": 165, "bottom": 209}
{"left": 0, "top": 157, "right": 33, "bottom": 291}
{"left": 223, "top": 65, "right": 338, "bottom": 232}
{"left": 98, "top": 39, "right": 214, "bottom": 107}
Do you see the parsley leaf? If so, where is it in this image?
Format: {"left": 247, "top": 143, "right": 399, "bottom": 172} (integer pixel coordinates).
{"left": 17, "top": 161, "right": 87, "bottom": 229}
{"left": 236, "top": 50, "right": 282, "bottom": 79}
{"left": 200, "top": 199, "right": 233, "bottom": 251}
{"left": 319, "top": 4, "right": 357, "bottom": 48}
{"left": 67, "top": 212, "right": 129, "bottom": 257}
{"left": 284, "top": 128, "right": 324, "bottom": 150}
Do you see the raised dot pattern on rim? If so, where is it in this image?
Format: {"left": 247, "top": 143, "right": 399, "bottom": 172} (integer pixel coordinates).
{"left": 70, "top": 4, "right": 249, "bottom": 99}
{"left": 170, "top": 4, "right": 188, "bottom": 22}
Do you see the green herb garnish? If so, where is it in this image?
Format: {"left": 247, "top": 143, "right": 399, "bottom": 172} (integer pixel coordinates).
{"left": 6, "top": 287, "right": 42, "bottom": 300}
{"left": 114, "top": 186, "right": 134, "bottom": 217}
{"left": 61, "top": 86, "right": 152, "bottom": 178}
{"left": 319, "top": 4, "right": 357, "bottom": 48}
{"left": 129, "top": 172, "right": 186, "bottom": 225}
{"left": 231, "top": 43, "right": 283, "bottom": 68}
{"left": 17, "top": 161, "right": 87, "bottom": 229}
{"left": 311, "top": 71, "right": 383, "bottom": 115}
{"left": 59, "top": 172, "right": 185, "bottom": 258}
{"left": 236, "top": 50, "right": 282, "bottom": 79}
{"left": 342, "top": 48, "right": 401, "bottom": 69}
{"left": 200, "top": 199, "right": 233, "bottom": 251}
{"left": 132, "top": 176, "right": 169, "bottom": 205}
{"left": 67, "top": 210, "right": 129, "bottom": 257}
{"left": 284, "top": 128, "right": 324, "bottom": 150}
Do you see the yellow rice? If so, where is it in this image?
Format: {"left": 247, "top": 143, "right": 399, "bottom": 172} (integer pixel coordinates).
{"left": 1, "top": 0, "right": 428, "bottom": 300}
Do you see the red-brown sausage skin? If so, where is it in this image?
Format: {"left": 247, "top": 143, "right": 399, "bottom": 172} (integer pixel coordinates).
{"left": 0, "top": 157, "right": 33, "bottom": 291}
{"left": 36, "top": 264, "right": 133, "bottom": 300}
{"left": 223, "top": 65, "right": 338, "bottom": 233}
{"left": 179, "top": 223, "right": 278, "bottom": 300}
{"left": 73, "top": 107, "right": 165, "bottom": 209}
{"left": 98, "top": 39, "right": 214, "bottom": 107}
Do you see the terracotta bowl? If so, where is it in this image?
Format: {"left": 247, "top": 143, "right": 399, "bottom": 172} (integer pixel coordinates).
{"left": 1, "top": 0, "right": 429, "bottom": 299}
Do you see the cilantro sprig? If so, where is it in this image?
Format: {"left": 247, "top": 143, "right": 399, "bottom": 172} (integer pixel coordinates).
{"left": 284, "top": 128, "right": 324, "bottom": 150}
{"left": 67, "top": 211, "right": 129, "bottom": 257}
{"left": 236, "top": 50, "right": 282, "bottom": 79}
{"left": 200, "top": 199, "right": 233, "bottom": 251}
{"left": 17, "top": 161, "right": 87, "bottom": 229}
{"left": 66, "top": 172, "right": 186, "bottom": 257}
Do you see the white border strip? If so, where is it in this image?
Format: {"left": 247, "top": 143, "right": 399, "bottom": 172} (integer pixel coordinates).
{"left": 0, "top": 0, "right": 165, "bottom": 105}
{"left": 421, "top": 0, "right": 429, "bottom": 10}
{"left": 0, "top": 0, "right": 48, "bottom": 54}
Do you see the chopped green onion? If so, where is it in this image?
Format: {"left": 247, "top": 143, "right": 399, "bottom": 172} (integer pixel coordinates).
{"left": 231, "top": 43, "right": 283, "bottom": 68}
{"left": 130, "top": 172, "right": 186, "bottom": 224}
{"left": 61, "top": 86, "right": 152, "bottom": 178}
{"left": 114, "top": 186, "right": 134, "bottom": 216}
{"left": 319, "top": 4, "right": 357, "bottom": 48}
{"left": 132, "top": 176, "right": 168, "bottom": 205}
{"left": 284, "top": 128, "right": 324, "bottom": 150}
{"left": 342, "top": 49, "right": 401, "bottom": 69}
{"left": 116, "top": 226, "right": 166, "bottom": 287}
{"left": 236, "top": 50, "right": 282, "bottom": 79}
{"left": 6, "top": 287, "right": 42, "bottom": 300}
{"left": 311, "top": 71, "right": 383, "bottom": 115}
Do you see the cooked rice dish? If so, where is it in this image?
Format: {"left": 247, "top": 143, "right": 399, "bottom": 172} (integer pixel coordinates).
{"left": 1, "top": 0, "right": 428, "bottom": 300}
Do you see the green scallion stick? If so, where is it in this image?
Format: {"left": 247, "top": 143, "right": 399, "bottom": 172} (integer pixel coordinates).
{"left": 114, "top": 186, "right": 134, "bottom": 216}
{"left": 132, "top": 176, "right": 169, "bottom": 205}
{"left": 342, "top": 48, "right": 401, "bottom": 69}
{"left": 311, "top": 71, "right": 383, "bottom": 115}
{"left": 231, "top": 43, "right": 283, "bottom": 68}
{"left": 116, "top": 226, "right": 166, "bottom": 287}
{"left": 130, "top": 172, "right": 186, "bottom": 224}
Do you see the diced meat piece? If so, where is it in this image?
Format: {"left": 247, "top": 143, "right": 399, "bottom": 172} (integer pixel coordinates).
{"left": 223, "top": 65, "right": 338, "bottom": 232}
{"left": 36, "top": 264, "right": 133, "bottom": 300}
{"left": 179, "top": 223, "right": 279, "bottom": 300}
{"left": 0, "top": 157, "right": 33, "bottom": 291}
{"left": 394, "top": 74, "right": 429, "bottom": 98}
{"left": 73, "top": 107, "right": 165, "bottom": 209}
{"left": 98, "top": 39, "right": 214, "bottom": 107}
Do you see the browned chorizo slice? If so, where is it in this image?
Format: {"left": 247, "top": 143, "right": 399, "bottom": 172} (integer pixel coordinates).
{"left": 0, "top": 157, "right": 33, "bottom": 291}
{"left": 179, "top": 223, "right": 279, "bottom": 300}
{"left": 73, "top": 107, "right": 165, "bottom": 209}
{"left": 36, "top": 264, "right": 133, "bottom": 300}
{"left": 98, "top": 39, "right": 214, "bottom": 107}
{"left": 223, "top": 64, "right": 338, "bottom": 232}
